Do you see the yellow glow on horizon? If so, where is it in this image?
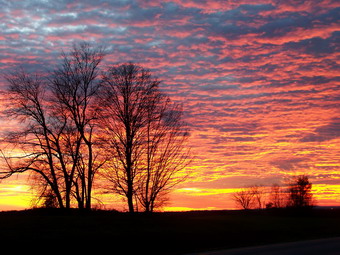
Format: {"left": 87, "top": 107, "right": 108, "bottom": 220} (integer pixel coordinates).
{"left": 176, "top": 187, "right": 246, "bottom": 195}
{"left": 313, "top": 184, "right": 340, "bottom": 195}
{"left": 163, "top": 206, "right": 223, "bottom": 212}
{"left": 0, "top": 184, "right": 32, "bottom": 210}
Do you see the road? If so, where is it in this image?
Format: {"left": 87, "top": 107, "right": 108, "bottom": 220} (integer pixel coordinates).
{"left": 187, "top": 237, "right": 340, "bottom": 255}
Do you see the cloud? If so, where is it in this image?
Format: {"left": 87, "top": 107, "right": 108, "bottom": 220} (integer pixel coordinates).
{"left": 300, "top": 119, "right": 340, "bottom": 142}
{"left": 270, "top": 157, "right": 309, "bottom": 171}
{"left": 285, "top": 32, "right": 340, "bottom": 56}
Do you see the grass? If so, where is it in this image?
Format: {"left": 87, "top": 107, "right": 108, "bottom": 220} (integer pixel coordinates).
{"left": 0, "top": 208, "right": 339, "bottom": 254}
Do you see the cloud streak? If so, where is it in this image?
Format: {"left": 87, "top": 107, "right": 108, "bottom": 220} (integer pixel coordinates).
{"left": 0, "top": 0, "right": 339, "bottom": 210}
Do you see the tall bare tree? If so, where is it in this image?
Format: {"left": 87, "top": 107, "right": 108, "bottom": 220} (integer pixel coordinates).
{"left": 100, "top": 63, "right": 190, "bottom": 213}
{"left": 1, "top": 69, "right": 70, "bottom": 208}
{"left": 0, "top": 42, "right": 105, "bottom": 210}
{"left": 50, "top": 42, "right": 106, "bottom": 209}
{"left": 136, "top": 86, "right": 190, "bottom": 213}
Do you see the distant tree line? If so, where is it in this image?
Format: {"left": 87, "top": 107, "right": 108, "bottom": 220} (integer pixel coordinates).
{"left": 0, "top": 42, "right": 191, "bottom": 213}
{"left": 233, "top": 175, "right": 315, "bottom": 210}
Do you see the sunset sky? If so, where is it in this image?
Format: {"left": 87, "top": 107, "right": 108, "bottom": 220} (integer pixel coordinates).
{"left": 0, "top": 0, "right": 339, "bottom": 211}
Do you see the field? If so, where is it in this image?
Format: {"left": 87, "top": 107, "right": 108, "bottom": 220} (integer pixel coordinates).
{"left": 0, "top": 208, "right": 339, "bottom": 254}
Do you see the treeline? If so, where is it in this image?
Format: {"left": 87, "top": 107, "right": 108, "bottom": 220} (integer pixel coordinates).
{"left": 0, "top": 42, "right": 190, "bottom": 213}
{"left": 233, "top": 175, "right": 315, "bottom": 210}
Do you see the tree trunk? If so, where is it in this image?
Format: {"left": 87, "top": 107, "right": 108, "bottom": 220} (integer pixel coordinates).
{"left": 127, "top": 183, "right": 135, "bottom": 213}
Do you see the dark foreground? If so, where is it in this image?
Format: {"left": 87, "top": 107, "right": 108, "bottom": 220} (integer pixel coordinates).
{"left": 188, "top": 237, "right": 340, "bottom": 255}
{"left": 0, "top": 208, "right": 339, "bottom": 254}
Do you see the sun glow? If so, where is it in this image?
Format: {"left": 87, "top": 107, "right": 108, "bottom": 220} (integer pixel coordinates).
{"left": 0, "top": 183, "right": 32, "bottom": 211}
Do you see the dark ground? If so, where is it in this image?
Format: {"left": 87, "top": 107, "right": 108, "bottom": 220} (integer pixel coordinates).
{"left": 0, "top": 208, "right": 339, "bottom": 254}
{"left": 188, "top": 237, "right": 340, "bottom": 255}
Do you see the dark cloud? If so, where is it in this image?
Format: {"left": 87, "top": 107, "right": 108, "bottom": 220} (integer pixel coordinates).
{"left": 219, "top": 122, "right": 259, "bottom": 133}
{"left": 300, "top": 119, "right": 340, "bottom": 142}
{"left": 285, "top": 32, "right": 340, "bottom": 56}
{"left": 313, "top": 175, "right": 340, "bottom": 185}
{"left": 270, "top": 157, "right": 309, "bottom": 171}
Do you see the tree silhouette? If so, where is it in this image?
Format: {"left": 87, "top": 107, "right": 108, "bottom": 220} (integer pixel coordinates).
{"left": 268, "top": 183, "right": 286, "bottom": 208}
{"left": 287, "top": 175, "right": 314, "bottom": 208}
{"left": 0, "top": 42, "right": 106, "bottom": 210}
{"left": 0, "top": 43, "right": 191, "bottom": 212}
{"left": 250, "top": 185, "right": 266, "bottom": 209}
{"left": 1, "top": 69, "right": 67, "bottom": 208}
{"left": 232, "top": 188, "right": 254, "bottom": 210}
{"left": 100, "top": 63, "right": 190, "bottom": 213}
{"left": 50, "top": 42, "right": 106, "bottom": 210}
{"left": 136, "top": 85, "right": 190, "bottom": 213}
{"left": 233, "top": 185, "right": 267, "bottom": 210}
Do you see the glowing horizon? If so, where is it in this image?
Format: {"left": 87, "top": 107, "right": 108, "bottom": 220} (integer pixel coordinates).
{"left": 0, "top": 0, "right": 339, "bottom": 211}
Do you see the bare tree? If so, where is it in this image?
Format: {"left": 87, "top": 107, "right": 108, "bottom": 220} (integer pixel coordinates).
{"left": 0, "top": 42, "right": 105, "bottom": 210}
{"left": 233, "top": 185, "right": 267, "bottom": 210}
{"left": 136, "top": 87, "right": 190, "bottom": 213}
{"left": 50, "top": 42, "right": 106, "bottom": 210}
{"left": 1, "top": 69, "right": 67, "bottom": 208}
{"left": 100, "top": 63, "right": 190, "bottom": 213}
{"left": 1, "top": 45, "right": 189, "bottom": 212}
{"left": 232, "top": 188, "right": 254, "bottom": 210}
{"left": 250, "top": 185, "right": 266, "bottom": 209}
{"left": 268, "top": 183, "right": 286, "bottom": 208}
{"left": 99, "top": 63, "right": 154, "bottom": 213}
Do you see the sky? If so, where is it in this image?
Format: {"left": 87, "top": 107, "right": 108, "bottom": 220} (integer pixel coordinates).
{"left": 0, "top": 0, "right": 339, "bottom": 211}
